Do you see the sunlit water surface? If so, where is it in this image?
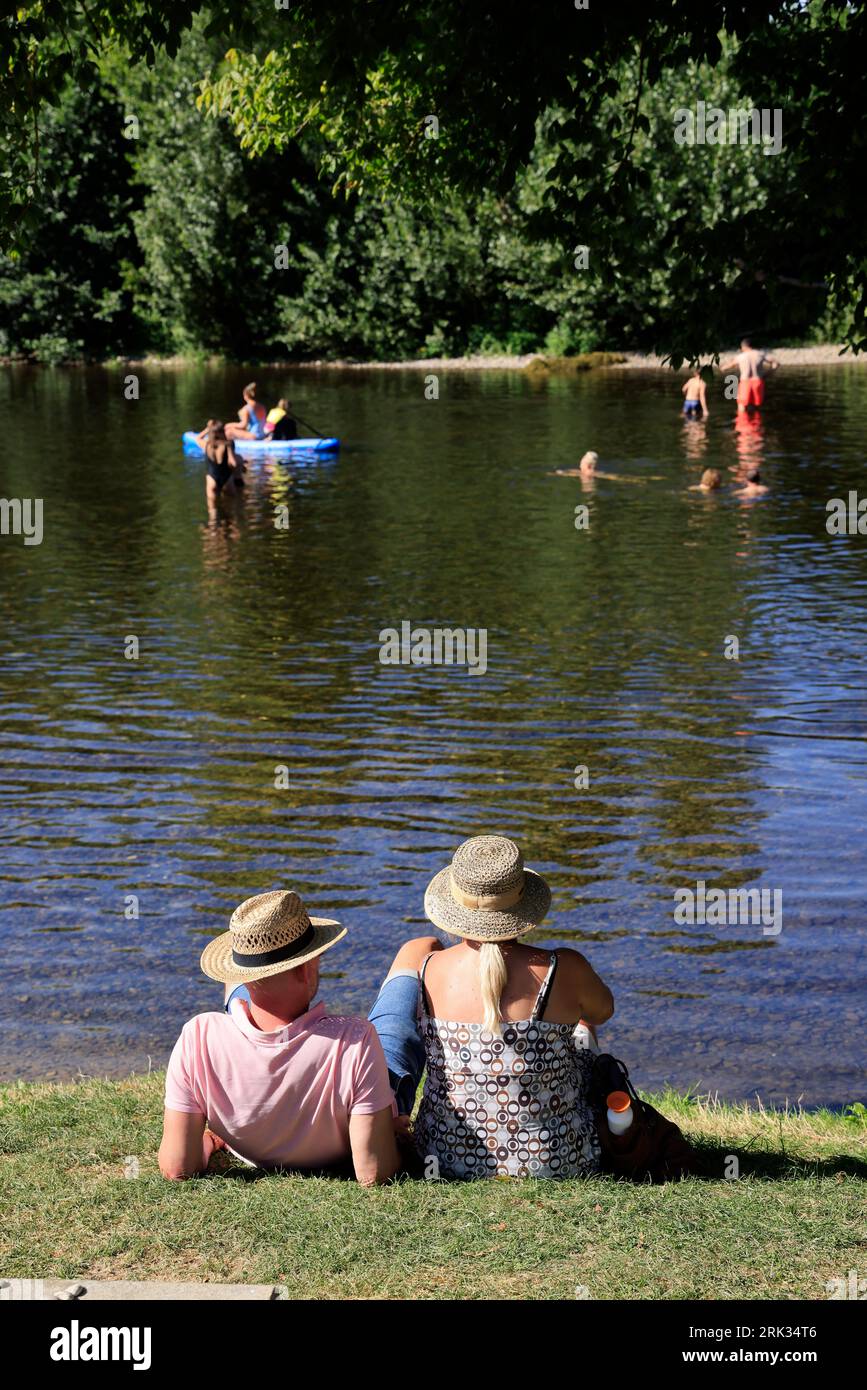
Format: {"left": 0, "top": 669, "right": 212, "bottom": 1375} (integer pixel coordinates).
{"left": 1, "top": 363, "right": 865, "bottom": 1104}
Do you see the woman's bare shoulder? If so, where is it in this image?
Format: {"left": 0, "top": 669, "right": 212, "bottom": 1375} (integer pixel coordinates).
{"left": 552, "top": 944, "right": 592, "bottom": 970}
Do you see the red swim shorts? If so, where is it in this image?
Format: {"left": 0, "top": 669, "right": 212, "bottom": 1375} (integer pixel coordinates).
{"left": 737, "top": 377, "right": 765, "bottom": 408}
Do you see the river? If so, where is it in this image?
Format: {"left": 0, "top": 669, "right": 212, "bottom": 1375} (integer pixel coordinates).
{"left": 0, "top": 361, "right": 864, "bottom": 1105}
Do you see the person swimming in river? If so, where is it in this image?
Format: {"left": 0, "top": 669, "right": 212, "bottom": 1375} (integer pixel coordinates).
{"left": 550, "top": 451, "right": 618, "bottom": 479}
{"left": 196, "top": 420, "right": 245, "bottom": 501}
{"left": 549, "top": 451, "right": 662, "bottom": 482}
{"left": 689, "top": 468, "right": 722, "bottom": 492}
{"left": 682, "top": 368, "right": 711, "bottom": 419}
{"left": 733, "top": 467, "right": 769, "bottom": 498}
{"left": 225, "top": 382, "right": 268, "bottom": 441}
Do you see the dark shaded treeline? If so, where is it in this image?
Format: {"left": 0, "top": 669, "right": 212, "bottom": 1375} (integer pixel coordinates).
{"left": 0, "top": 23, "right": 850, "bottom": 365}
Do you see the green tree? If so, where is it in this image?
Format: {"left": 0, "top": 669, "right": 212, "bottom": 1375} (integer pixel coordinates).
{"left": 2, "top": 3, "right": 863, "bottom": 361}
{"left": 0, "top": 79, "right": 140, "bottom": 361}
{"left": 109, "top": 31, "right": 324, "bottom": 358}
{"left": 0, "top": 0, "right": 218, "bottom": 246}
{"left": 198, "top": 0, "right": 867, "bottom": 359}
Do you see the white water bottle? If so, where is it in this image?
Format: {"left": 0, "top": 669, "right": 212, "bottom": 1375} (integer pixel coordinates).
{"left": 607, "top": 1090, "right": 633, "bottom": 1136}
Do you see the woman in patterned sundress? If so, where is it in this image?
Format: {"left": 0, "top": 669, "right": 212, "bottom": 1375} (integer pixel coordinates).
{"left": 368, "top": 835, "right": 615, "bottom": 1180}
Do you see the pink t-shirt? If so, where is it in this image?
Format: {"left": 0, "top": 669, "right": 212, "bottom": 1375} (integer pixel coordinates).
{"left": 165, "top": 999, "right": 394, "bottom": 1170}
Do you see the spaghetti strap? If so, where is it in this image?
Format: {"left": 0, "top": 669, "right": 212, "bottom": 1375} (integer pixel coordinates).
{"left": 530, "top": 951, "right": 558, "bottom": 1021}
{"left": 417, "top": 952, "right": 436, "bottom": 1024}
{"left": 413, "top": 942, "right": 600, "bottom": 1179}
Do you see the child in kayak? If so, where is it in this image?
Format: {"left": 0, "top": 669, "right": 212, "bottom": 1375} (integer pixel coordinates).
{"left": 682, "top": 368, "right": 710, "bottom": 418}
{"left": 265, "top": 399, "right": 288, "bottom": 433}
{"left": 225, "top": 383, "right": 268, "bottom": 441}
{"left": 266, "top": 399, "right": 298, "bottom": 441}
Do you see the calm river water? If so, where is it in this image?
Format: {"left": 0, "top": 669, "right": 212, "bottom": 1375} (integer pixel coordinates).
{"left": 0, "top": 362, "right": 865, "bottom": 1105}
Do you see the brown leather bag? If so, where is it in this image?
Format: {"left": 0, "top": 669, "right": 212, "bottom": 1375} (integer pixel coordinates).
{"left": 589, "top": 1054, "right": 703, "bottom": 1182}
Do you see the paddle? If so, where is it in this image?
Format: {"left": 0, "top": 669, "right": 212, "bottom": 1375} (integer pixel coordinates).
{"left": 291, "top": 410, "right": 324, "bottom": 438}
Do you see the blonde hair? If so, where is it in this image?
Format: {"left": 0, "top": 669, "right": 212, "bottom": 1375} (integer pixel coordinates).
{"left": 478, "top": 941, "right": 508, "bottom": 1034}
{"left": 243, "top": 381, "right": 258, "bottom": 400}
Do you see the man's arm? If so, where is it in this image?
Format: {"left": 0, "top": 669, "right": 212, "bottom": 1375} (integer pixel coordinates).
{"left": 159, "top": 1108, "right": 207, "bottom": 1180}
{"left": 348, "top": 1106, "right": 401, "bottom": 1187}
{"left": 384, "top": 935, "right": 442, "bottom": 976}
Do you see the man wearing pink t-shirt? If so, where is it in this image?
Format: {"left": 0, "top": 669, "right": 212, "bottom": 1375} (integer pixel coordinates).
{"left": 159, "top": 890, "right": 400, "bottom": 1186}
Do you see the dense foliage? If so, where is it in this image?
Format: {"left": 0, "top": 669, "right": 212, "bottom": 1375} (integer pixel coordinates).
{"left": 0, "top": 81, "right": 140, "bottom": 363}
{"left": 1, "top": 3, "right": 863, "bottom": 362}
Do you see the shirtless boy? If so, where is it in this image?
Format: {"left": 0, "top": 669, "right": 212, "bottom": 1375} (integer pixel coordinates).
{"left": 682, "top": 368, "right": 710, "bottom": 418}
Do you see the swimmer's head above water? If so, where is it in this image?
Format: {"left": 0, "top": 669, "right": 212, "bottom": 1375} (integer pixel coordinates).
{"left": 579, "top": 451, "right": 599, "bottom": 476}
{"left": 700, "top": 468, "right": 722, "bottom": 490}
{"left": 737, "top": 467, "right": 769, "bottom": 494}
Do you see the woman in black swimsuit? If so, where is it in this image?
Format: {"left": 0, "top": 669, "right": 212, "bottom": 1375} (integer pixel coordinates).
{"left": 199, "top": 420, "right": 244, "bottom": 502}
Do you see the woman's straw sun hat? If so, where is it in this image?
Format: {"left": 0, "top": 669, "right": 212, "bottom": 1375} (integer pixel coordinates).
{"left": 200, "top": 890, "right": 346, "bottom": 984}
{"left": 424, "top": 836, "right": 551, "bottom": 942}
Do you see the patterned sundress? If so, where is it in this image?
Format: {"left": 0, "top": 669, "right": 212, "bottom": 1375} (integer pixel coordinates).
{"left": 414, "top": 952, "right": 601, "bottom": 1179}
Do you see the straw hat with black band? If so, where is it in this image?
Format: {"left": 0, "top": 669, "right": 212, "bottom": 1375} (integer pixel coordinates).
{"left": 423, "top": 836, "right": 551, "bottom": 942}
{"left": 200, "top": 890, "right": 346, "bottom": 984}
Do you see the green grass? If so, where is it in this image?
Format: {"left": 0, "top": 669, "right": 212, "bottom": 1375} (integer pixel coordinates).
{"left": 1, "top": 1075, "right": 864, "bottom": 1299}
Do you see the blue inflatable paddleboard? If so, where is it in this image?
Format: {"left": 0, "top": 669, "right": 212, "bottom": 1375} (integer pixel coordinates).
{"left": 182, "top": 431, "right": 339, "bottom": 458}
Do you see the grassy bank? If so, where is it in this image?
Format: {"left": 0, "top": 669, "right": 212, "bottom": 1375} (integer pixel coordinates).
{"left": 2, "top": 1076, "right": 864, "bottom": 1300}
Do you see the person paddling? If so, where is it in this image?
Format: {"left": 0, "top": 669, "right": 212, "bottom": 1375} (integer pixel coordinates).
{"left": 225, "top": 382, "right": 268, "bottom": 441}
{"left": 266, "top": 398, "right": 299, "bottom": 441}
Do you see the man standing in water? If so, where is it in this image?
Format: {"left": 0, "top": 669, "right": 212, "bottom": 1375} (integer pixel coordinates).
{"left": 721, "top": 337, "right": 779, "bottom": 412}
